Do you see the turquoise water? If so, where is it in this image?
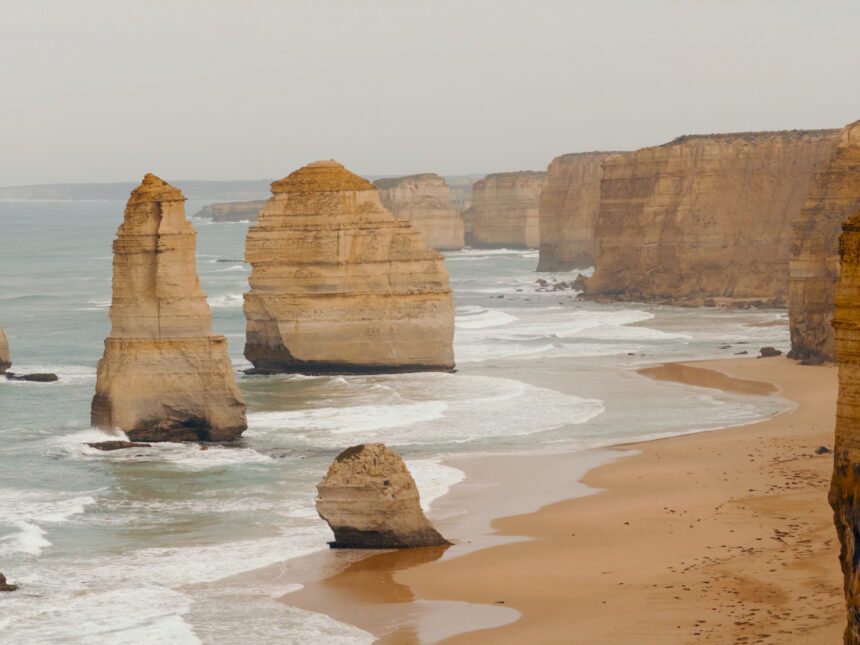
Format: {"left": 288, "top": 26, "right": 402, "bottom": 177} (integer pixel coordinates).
{"left": 0, "top": 200, "right": 792, "bottom": 642}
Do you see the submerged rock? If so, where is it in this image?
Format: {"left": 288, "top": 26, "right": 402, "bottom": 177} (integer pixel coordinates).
{"left": 87, "top": 440, "right": 152, "bottom": 451}
{"left": 0, "top": 573, "right": 17, "bottom": 592}
{"left": 243, "top": 160, "right": 455, "bottom": 374}
{"left": 831, "top": 208, "right": 860, "bottom": 642}
{"left": 0, "top": 327, "right": 10, "bottom": 374}
{"left": 316, "top": 443, "right": 449, "bottom": 549}
{"left": 91, "top": 174, "right": 247, "bottom": 442}
{"left": 5, "top": 372, "right": 58, "bottom": 382}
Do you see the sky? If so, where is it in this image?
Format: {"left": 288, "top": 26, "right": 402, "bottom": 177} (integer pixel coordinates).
{"left": 1, "top": 0, "right": 859, "bottom": 186}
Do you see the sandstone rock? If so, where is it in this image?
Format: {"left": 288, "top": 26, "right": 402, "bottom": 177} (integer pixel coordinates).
{"left": 758, "top": 346, "right": 783, "bottom": 358}
{"left": 243, "top": 160, "right": 455, "bottom": 373}
{"left": 91, "top": 174, "right": 247, "bottom": 442}
{"left": 315, "top": 443, "right": 449, "bottom": 548}
{"left": 374, "top": 174, "right": 464, "bottom": 250}
{"left": 463, "top": 171, "right": 547, "bottom": 248}
{"left": 0, "top": 327, "right": 10, "bottom": 374}
{"left": 583, "top": 130, "right": 839, "bottom": 304}
{"left": 193, "top": 200, "right": 266, "bottom": 223}
{"left": 0, "top": 573, "right": 17, "bottom": 592}
{"left": 788, "top": 120, "right": 860, "bottom": 362}
{"left": 5, "top": 372, "right": 58, "bottom": 382}
{"left": 830, "top": 208, "right": 860, "bottom": 643}
{"left": 536, "top": 152, "right": 620, "bottom": 271}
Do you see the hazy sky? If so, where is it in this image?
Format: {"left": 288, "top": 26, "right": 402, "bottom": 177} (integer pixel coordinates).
{"left": 2, "top": 0, "right": 859, "bottom": 185}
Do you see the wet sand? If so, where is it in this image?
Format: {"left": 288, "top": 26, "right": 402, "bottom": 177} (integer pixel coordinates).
{"left": 282, "top": 357, "right": 844, "bottom": 643}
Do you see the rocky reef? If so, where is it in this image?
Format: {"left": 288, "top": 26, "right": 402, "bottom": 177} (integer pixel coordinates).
{"left": 91, "top": 174, "right": 247, "bottom": 442}
{"left": 374, "top": 173, "right": 464, "bottom": 250}
{"left": 193, "top": 200, "right": 266, "bottom": 222}
{"left": 789, "top": 120, "right": 860, "bottom": 362}
{"left": 316, "top": 443, "right": 449, "bottom": 548}
{"left": 0, "top": 327, "right": 10, "bottom": 373}
{"left": 243, "top": 160, "right": 455, "bottom": 373}
{"left": 463, "top": 171, "right": 547, "bottom": 248}
{"left": 583, "top": 130, "right": 839, "bottom": 305}
{"left": 830, "top": 207, "right": 860, "bottom": 643}
{"left": 537, "top": 152, "right": 619, "bottom": 271}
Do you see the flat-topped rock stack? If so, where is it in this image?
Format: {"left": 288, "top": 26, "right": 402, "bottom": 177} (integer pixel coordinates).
{"left": 463, "top": 171, "right": 547, "bottom": 248}
{"left": 316, "top": 443, "right": 449, "bottom": 549}
{"left": 193, "top": 200, "right": 266, "bottom": 223}
{"left": 91, "top": 174, "right": 247, "bottom": 442}
{"left": 243, "top": 160, "right": 455, "bottom": 373}
{"left": 537, "top": 152, "right": 620, "bottom": 271}
{"left": 830, "top": 207, "right": 860, "bottom": 642}
{"left": 374, "top": 174, "right": 464, "bottom": 251}
{"left": 0, "top": 328, "right": 10, "bottom": 374}
{"left": 582, "top": 130, "right": 839, "bottom": 305}
{"left": 789, "top": 120, "right": 860, "bottom": 362}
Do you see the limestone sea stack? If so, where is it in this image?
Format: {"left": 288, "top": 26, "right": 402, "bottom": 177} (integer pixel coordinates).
{"left": 463, "top": 171, "right": 547, "bottom": 248}
{"left": 91, "top": 174, "right": 247, "bottom": 442}
{"left": 0, "top": 327, "right": 10, "bottom": 373}
{"left": 583, "top": 130, "right": 839, "bottom": 305}
{"left": 243, "top": 160, "right": 455, "bottom": 374}
{"left": 788, "top": 120, "right": 860, "bottom": 362}
{"left": 374, "top": 174, "right": 465, "bottom": 251}
{"left": 316, "top": 443, "right": 449, "bottom": 548}
{"left": 193, "top": 200, "right": 266, "bottom": 223}
{"left": 830, "top": 207, "right": 860, "bottom": 642}
{"left": 536, "top": 152, "right": 620, "bottom": 271}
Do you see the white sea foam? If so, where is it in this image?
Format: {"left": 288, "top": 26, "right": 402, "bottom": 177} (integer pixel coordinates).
{"left": 208, "top": 293, "right": 244, "bottom": 308}
{"left": 0, "top": 490, "right": 97, "bottom": 556}
{"left": 212, "top": 264, "right": 247, "bottom": 273}
{"left": 456, "top": 306, "right": 519, "bottom": 329}
{"left": 406, "top": 459, "right": 466, "bottom": 510}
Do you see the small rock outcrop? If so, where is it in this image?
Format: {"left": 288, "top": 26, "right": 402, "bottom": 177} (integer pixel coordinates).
{"left": 374, "top": 174, "right": 465, "bottom": 251}
{"left": 537, "top": 152, "right": 620, "bottom": 271}
{"left": 193, "top": 200, "right": 266, "bottom": 222}
{"left": 0, "top": 573, "right": 17, "bottom": 592}
{"left": 243, "top": 160, "right": 455, "bottom": 373}
{"left": 788, "top": 120, "right": 860, "bottom": 362}
{"left": 830, "top": 208, "right": 860, "bottom": 643}
{"left": 316, "top": 443, "right": 449, "bottom": 549}
{"left": 463, "top": 171, "right": 547, "bottom": 248}
{"left": 583, "top": 130, "right": 839, "bottom": 305}
{"left": 0, "top": 327, "right": 10, "bottom": 373}
{"left": 6, "top": 372, "right": 58, "bottom": 382}
{"left": 91, "top": 174, "right": 247, "bottom": 442}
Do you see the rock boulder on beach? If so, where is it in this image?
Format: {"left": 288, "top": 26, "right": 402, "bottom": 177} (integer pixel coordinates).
{"left": 90, "top": 174, "right": 247, "bottom": 442}
{"left": 316, "top": 443, "right": 449, "bottom": 549}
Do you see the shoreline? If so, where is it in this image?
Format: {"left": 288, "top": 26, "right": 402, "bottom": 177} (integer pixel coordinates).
{"left": 278, "top": 356, "right": 842, "bottom": 643}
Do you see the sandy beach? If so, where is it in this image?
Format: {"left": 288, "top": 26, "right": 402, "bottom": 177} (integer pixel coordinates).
{"left": 284, "top": 356, "right": 844, "bottom": 643}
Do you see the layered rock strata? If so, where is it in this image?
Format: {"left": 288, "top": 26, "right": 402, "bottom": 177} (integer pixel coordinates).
{"left": 374, "top": 174, "right": 464, "bottom": 250}
{"left": 316, "top": 443, "right": 449, "bottom": 548}
{"left": 91, "top": 174, "right": 247, "bottom": 442}
{"left": 830, "top": 207, "right": 860, "bottom": 643}
{"left": 0, "top": 327, "right": 10, "bottom": 373}
{"left": 243, "top": 160, "right": 455, "bottom": 373}
{"left": 537, "top": 152, "right": 620, "bottom": 271}
{"left": 583, "top": 130, "right": 839, "bottom": 304}
{"left": 193, "top": 200, "right": 266, "bottom": 223}
{"left": 789, "top": 121, "right": 860, "bottom": 362}
{"left": 463, "top": 171, "right": 547, "bottom": 248}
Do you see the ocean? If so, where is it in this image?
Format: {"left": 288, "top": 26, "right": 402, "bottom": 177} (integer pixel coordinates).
{"left": 0, "top": 200, "right": 792, "bottom": 642}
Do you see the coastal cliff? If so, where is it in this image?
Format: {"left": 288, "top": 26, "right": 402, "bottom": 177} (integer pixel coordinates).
{"left": 537, "top": 152, "right": 619, "bottom": 271}
{"left": 374, "top": 174, "right": 464, "bottom": 250}
{"left": 193, "top": 200, "right": 266, "bottom": 222}
{"left": 830, "top": 207, "right": 860, "bottom": 643}
{"left": 91, "top": 174, "right": 247, "bottom": 441}
{"left": 789, "top": 120, "right": 860, "bottom": 362}
{"left": 0, "top": 327, "right": 9, "bottom": 373}
{"left": 463, "top": 171, "right": 546, "bottom": 248}
{"left": 243, "top": 160, "right": 455, "bottom": 373}
{"left": 583, "top": 130, "right": 839, "bottom": 304}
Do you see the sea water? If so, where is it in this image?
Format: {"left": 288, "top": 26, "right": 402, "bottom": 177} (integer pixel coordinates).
{"left": 0, "top": 200, "right": 792, "bottom": 642}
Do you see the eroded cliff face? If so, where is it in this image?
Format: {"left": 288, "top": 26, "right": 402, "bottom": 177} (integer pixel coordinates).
{"left": 374, "top": 174, "right": 464, "bottom": 250}
{"left": 583, "top": 130, "right": 839, "bottom": 304}
{"left": 91, "top": 174, "right": 247, "bottom": 442}
{"left": 537, "top": 152, "right": 619, "bottom": 271}
{"left": 0, "top": 328, "right": 10, "bottom": 373}
{"left": 789, "top": 121, "right": 860, "bottom": 362}
{"left": 830, "top": 208, "right": 860, "bottom": 643}
{"left": 193, "top": 200, "right": 265, "bottom": 222}
{"left": 316, "top": 443, "right": 449, "bottom": 548}
{"left": 243, "top": 160, "right": 455, "bottom": 373}
{"left": 463, "top": 171, "right": 547, "bottom": 248}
